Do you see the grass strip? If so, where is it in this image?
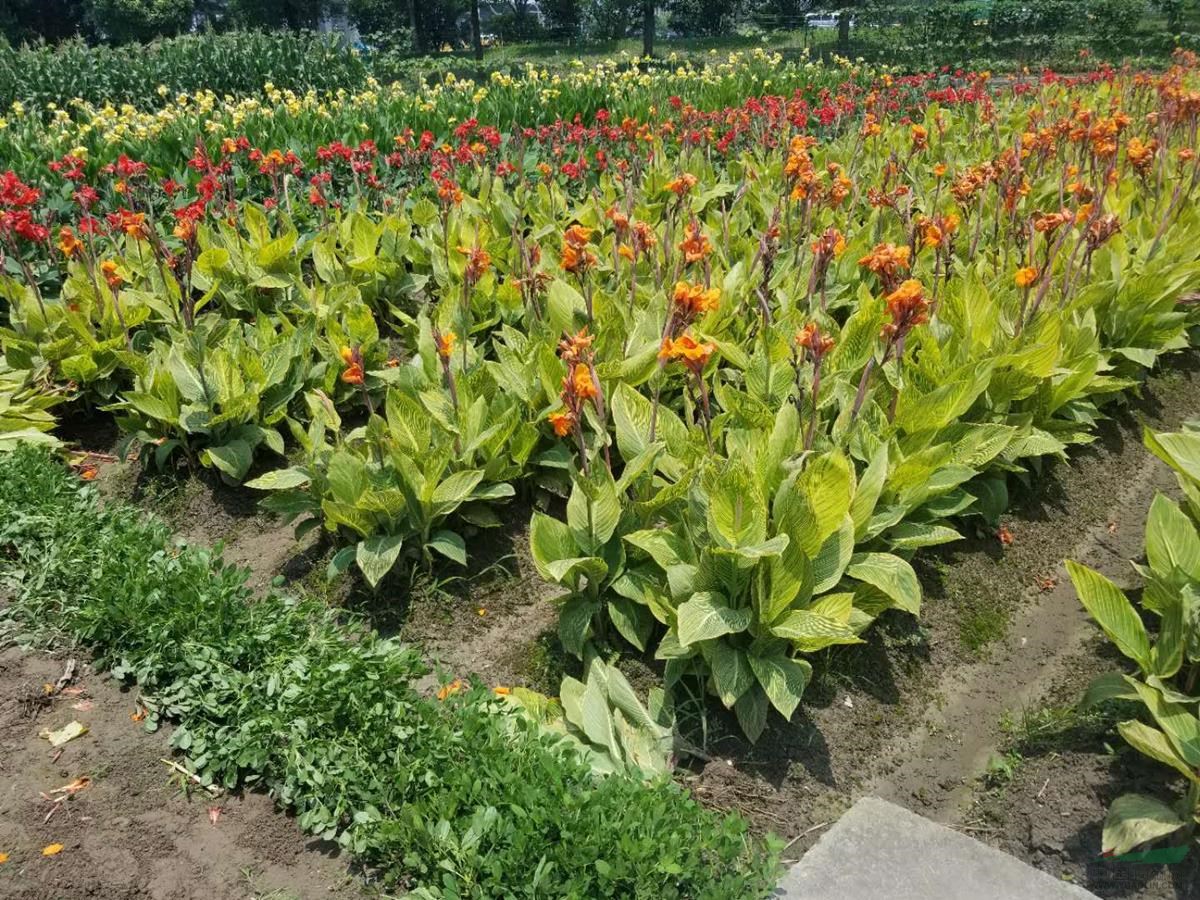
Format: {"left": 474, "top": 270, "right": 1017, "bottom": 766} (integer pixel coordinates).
{"left": 0, "top": 445, "right": 779, "bottom": 899}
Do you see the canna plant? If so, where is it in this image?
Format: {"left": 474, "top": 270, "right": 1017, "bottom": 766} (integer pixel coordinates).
{"left": 0, "top": 358, "right": 66, "bottom": 452}
{"left": 110, "top": 316, "right": 315, "bottom": 480}
{"left": 502, "top": 656, "right": 675, "bottom": 779}
{"left": 1068, "top": 423, "right": 1200, "bottom": 859}
{"left": 250, "top": 320, "right": 534, "bottom": 586}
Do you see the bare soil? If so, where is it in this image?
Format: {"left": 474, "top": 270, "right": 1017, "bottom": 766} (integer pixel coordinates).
{"left": 0, "top": 647, "right": 360, "bottom": 900}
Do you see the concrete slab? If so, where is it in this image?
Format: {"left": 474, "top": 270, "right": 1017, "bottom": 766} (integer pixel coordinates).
{"left": 776, "top": 797, "right": 1099, "bottom": 899}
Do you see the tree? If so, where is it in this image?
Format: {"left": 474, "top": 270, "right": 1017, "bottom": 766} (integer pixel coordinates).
{"left": 226, "top": 0, "right": 326, "bottom": 29}
{"left": 470, "top": 0, "right": 482, "bottom": 59}
{"left": 643, "top": 0, "right": 654, "bottom": 56}
{"left": 89, "top": 0, "right": 195, "bottom": 42}
{"left": 1, "top": 0, "right": 89, "bottom": 44}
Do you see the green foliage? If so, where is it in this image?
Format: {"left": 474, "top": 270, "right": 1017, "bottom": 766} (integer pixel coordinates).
{"left": 90, "top": 0, "right": 195, "bottom": 43}
{"left": 0, "top": 358, "right": 65, "bottom": 451}
{"left": 1069, "top": 423, "right": 1200, "bottom": 859}
{"left": 110, "top": 317, "right": 315, "bottom": 481}
{"left": 0, "top": 445, "right": 781, "bottom": 898}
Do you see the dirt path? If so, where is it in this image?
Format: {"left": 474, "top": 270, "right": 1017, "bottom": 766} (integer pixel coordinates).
{"left": 0, "top": 647, "right": 361, "bottom": 900}
{"left": 867, "top": 439, "right": 1179, "bottom": 821}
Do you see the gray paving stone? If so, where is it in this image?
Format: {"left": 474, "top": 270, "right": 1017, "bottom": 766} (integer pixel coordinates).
{"left": 776, "top": 797, "right": 1099, "bottom": 899}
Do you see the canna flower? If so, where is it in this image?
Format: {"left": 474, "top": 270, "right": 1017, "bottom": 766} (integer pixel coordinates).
{"left": 436, "top": 679, "right": 465, "bottom": 701}
{"left": 457, "top": 245, "right": 491, "bottom": 285}
{"left": 1014, "top": 266, "right": 1039, "bottom": 288}
{"left": 100, "top": 259, "right": 123, "bottom": 289}
{"left": 811, "top": 227, "right": 846, "bottom": 258}
{"left": 618, "top": 243, "right": 635, "bottom": 262}
{"left": 672, "top": 281, "right": 720, "bottom": 317}
{"left": 796, "top": 322, "right": 835, "bottom": 360}
{"left": 933, "top": 163, "right": 948, "bottom": 178}
{"left": 660, "top": 333, "right": 715, "bottom": 374}
{"left": 563, "top": 224, "right": 593, "bottom": 248}
{"left": 1126, "top": 137, "right": 1158, "bottom": 174}
{"left": 57, "top": 226, "right": 83, "bottom": 258}
{"left": 571, "top": 363, "right": 598, "bottom": 401}
{"left": 561, "top": 241, "right": 597, "bottom": 274}
{"left": 436, "top": 330, "right": 457, "bottom": 360}
{"left": 665, "top": 173, "right": 698, "bottom": 196}
{"left": 910, "top": 124, "right": 929, "bottom": 151}
{"left": 1034, "top": 209, "right": 1072, "bottom": 234}
{"left": 678, "top": 220, "right": 712, "bottom": 264}
{"left": 605, "top": 206, "right": 630, "bottom": 232}
{"left": 859, "top": 242, "right": 911, "bottom": 292}
{"left": 548, "top": 409, "right": 576, "bottom": 437}
{"left": 882, "top": 279, "right": 930, "bottom": 340}
{"left": 557, "top": 327, "right": 594, "bottom": 364}
{"left": 339, "top": 345, "right": 365, "bottom": 385}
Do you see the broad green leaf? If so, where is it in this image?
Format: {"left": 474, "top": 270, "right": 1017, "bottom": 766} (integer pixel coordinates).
{"left": 747, "top": 652, "right": 810, "bottom": 720}
{"left": 356, "top": 533, "right": 405, "bottom": 588}
{"left": 1102, "top": 794, "right": 1188, "bottom": 857}
{"left": 846, "top": 553, "right": 921, "bottom": 615}
{"left": 675, "top": 592, "right": 752, "bottom": 647}
{"left": 771, "top": 609, "right": 862, "bottom": 651}
{"left": 427, "top": 530, "right": 467, "bottom": 566}
{"left": 1145, "top": 494, "right": 1200, "bottom": 581}
{"left": 246, "top": 467, "right": 310, "bottom": 491}
{"left": 1066, "top": 561, "right": 1151, "bottom": 670}
{"left": 707, "top": 640, "right": 754, "bottom": 707}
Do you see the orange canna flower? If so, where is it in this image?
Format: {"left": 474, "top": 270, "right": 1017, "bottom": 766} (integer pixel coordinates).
{"left": 1014, "top": 266, "right": 1039, "bottom": 288}
{"left": 340, "top": 345, "right": 365, "bottom": 385}
{"left": 606, "top": 207, "right": 630, "bottom": 231}
{"left": 882, "top": 279, "right": 930, "bottom": 339}
{"left": 661, "top": 332, "right": 715, "bottom": 373}
{"left": 665, "top": 173, "right": 698, "bottom": 196}
{"left": 457, "top": 245, "right": 491, "bottom": 285}
{"left": 557, "top": 327, "right": 594, "bottom": 364}
{"left": 437, "top": 679, "right": 465, "bottom": 701}
{"left": 796, "top": 322, "right": 835, "bottom": 359}
{"left": 858, "top": 242, "right": 911, "bottom": 289}
{"left": 561, "top": 242, "right": 597, "bottom": 275}
{"left": 618, "top": 243, "right": 635, "bottom": 262}
{"left": 678, "top": 221, "right": 712, "bottom": 264}
{"left": 933, "top": 163, "right": 948, "bottom": 178}
{"left": 436, "top": 330, "right": 457, "bottom": 361}
{"left": 571, "top": 363, "right": 598, "bottom": 401}
{"left": 563, "top": 224, "right": 593, "bottom": 248}
{"left": 548, "top": 409, "right": 576, "bottom": 437}
{"left": 672, "top": 281, "right": 720, "bottom": 317}
{"left": 57, "top": 226, "right": 83, "bottom": 259}
{"left": 100, "top": 259, "right": 123, "bottom": 289}
{"left": 910, "top": 124, "right": 929, "bottom": 151}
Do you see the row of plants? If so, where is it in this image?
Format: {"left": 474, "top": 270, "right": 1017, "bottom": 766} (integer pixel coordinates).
{"left": 3, "top": 53, "right": 1200, "bottom": 747}
{"left": 1070, "top": 422, "right": 1200, "bottom": 860}
{"left": 0, "top": 47, "right": 868, "bottom": 182}
{"left": 0, "top": 444, "right": 779, "bottom": 896}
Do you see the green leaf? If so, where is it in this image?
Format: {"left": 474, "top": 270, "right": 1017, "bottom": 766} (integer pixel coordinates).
{"left": 707, "top": 640, "right": 754, "bottom": 707}
{"left": 431, "top": 470, "right": 485, "bottom": 510}
{"left": 1066, "top": 561, "right": 1151, "bottom": 670}
{"left": 1117, "top": 719, "right": 1199, "bottom": 783}
{"left": 733, "top": 686, "right": 768, "bottom": 743}
{"left": 1129, "top": 680, "right": 1200, "bottom": 768}
{"left": 558, "top": 596, "right": 597, "bottom": 657}
{"left": 356, "top": 533, "right": 405, "bottom": 588}
{"left": 427, "top": 530, "right": 467, "bottom": 566}
{"left": 1145, "top": 494, "right": 1200, "bottom": 581}
{"left": 566, "top": 467, "right": 621, "bottom": 554}
{"left": 1080, "top": 671, "right": 1138, "bottom": 709}
{"left": 748, "top": 653, "right": 811, "bottom": 720}
{"left": 246, "top": 467, "right": 310, "bottom": 490}
{"left": 770, "top": 609, "right": 862, "bottom": 651}
{"left": 774, "top": 451, "right": 852, "bottom": 557}
{"left": 529, "top": 512, "right": 577, "bottom": 582}
{"left": 1102, "top": 794, "right": 1188, "bottom": 858}
{"left": 846, "top": 553, "right": 921, "bottom": 615}
{"left": 675, "top": 592, "right": 752, "bottom": 647}
{"left": 763, "top": 538, "right": 813, "bottom": 625}
{"left": 202, "top": 440, "right": 253, "bottom": 481}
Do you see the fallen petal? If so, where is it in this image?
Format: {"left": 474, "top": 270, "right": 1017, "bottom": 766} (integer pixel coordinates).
{"left": 42, "top": 843, "right": 64, "bottom": 857}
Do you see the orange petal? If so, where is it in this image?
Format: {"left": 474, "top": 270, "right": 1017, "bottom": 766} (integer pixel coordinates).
{"left": 42, "top": 843, "right": 64, "bottom": 857}
{"left": 0, "top": 852, "right": 9, "bottom": 864}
